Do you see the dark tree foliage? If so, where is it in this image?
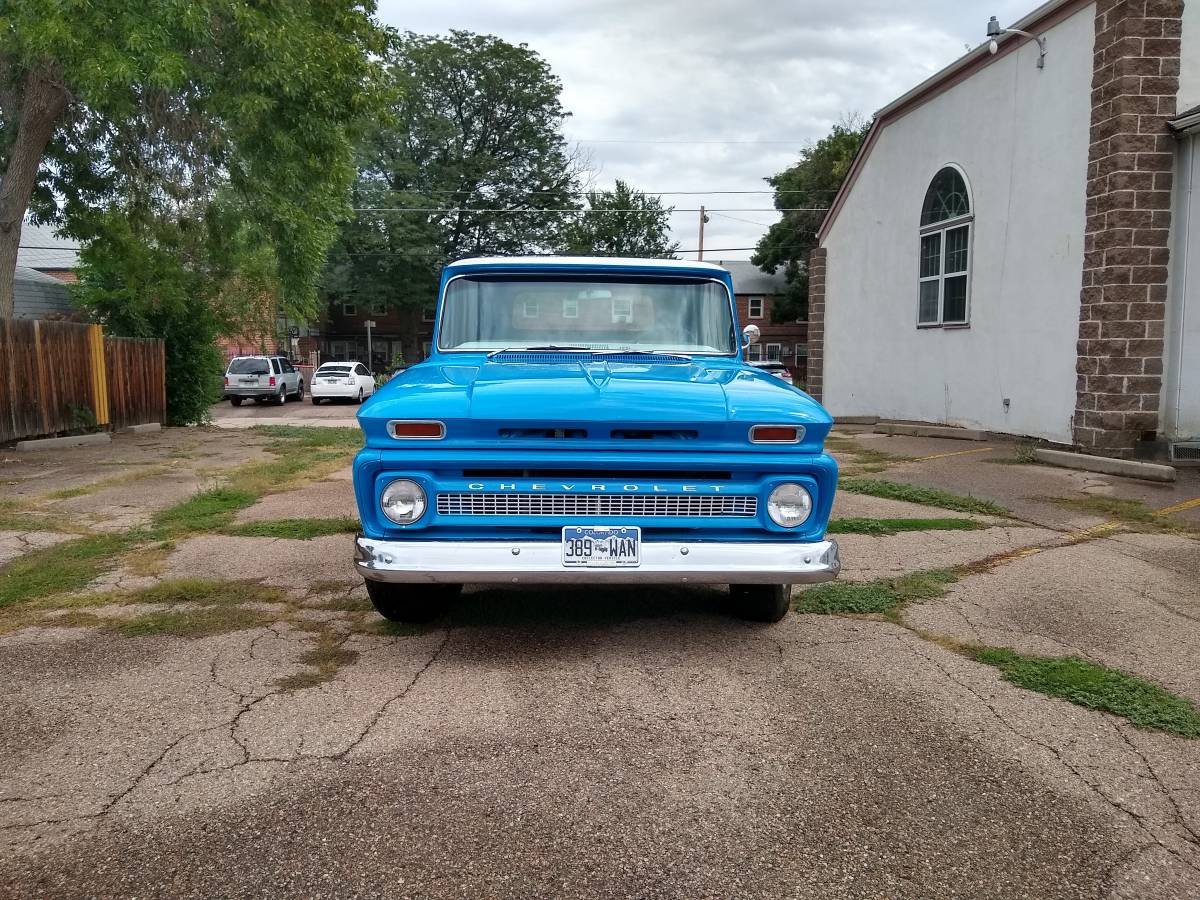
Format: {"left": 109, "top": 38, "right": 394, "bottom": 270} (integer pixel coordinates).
{"left": 323, "top": 30, "right": 583, "bottom": 352}
{"left": 563, "top": 180, "right": 678, "bottom": 258}
{"left": 752, "top": 117, "right": 869, "bottom": 322}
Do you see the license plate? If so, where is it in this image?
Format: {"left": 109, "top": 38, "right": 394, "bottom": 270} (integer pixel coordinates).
{"left": 561, "top": 526, "right": 641, "bottom": 567}
{"left": 240, "top": 377, "right": 257, "bottom": 384}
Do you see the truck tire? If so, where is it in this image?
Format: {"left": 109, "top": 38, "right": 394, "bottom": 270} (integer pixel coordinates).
{"left": 276, "top": 385, "right": 287, "bottom": 405}
{"left": 730, "top": 584, "right": 792, "bottom": 623}
{"left": 365, "top": 580, "right": 462, "bottom": 623}
{"left": 230, "top": 397, "right": 243, "bottom": 407}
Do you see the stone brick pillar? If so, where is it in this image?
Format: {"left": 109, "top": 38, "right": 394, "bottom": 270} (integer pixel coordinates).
{"left": 806, "top": 247, "right": 827, "bottom": 402}
{"left": 1074, "top": 0, "right": 1183, "bottom": 454}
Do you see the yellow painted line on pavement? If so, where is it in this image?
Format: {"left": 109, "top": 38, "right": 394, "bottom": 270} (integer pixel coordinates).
{"left": 1064, "top": 521, "right": 1123, "bottom": 542}
{"left": 912, "top": 447, "right": 995, "bottom": 462}
{"left": 1155, "top": 497, "right": 1200, "bottom": 516}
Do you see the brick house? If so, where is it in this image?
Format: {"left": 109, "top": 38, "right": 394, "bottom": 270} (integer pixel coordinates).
{"left": 318, "top": 299, "right": 435, "bottom": 371}
{"left": 712, "top": 260, "right": 809, "bottom": 383}
{"left": 811, "top": 0, "right": 1199, "bottom": 460}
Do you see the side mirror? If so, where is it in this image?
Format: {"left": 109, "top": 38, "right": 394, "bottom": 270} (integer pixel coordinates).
{"left": 742, "top": 324, "right": 761, "bottom": 348}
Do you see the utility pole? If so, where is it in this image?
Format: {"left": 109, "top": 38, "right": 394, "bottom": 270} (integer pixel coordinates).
{"left": 697, "top": 205, "right": 709, "bottom": 261}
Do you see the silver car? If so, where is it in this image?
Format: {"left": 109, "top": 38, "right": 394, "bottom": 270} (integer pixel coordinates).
{"left": 224, "top": 356, "right": 304, "bottom": 406}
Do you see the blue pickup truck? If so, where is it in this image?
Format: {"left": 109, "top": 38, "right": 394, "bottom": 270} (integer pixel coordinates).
{"left": 352, "top": 257, "right": 840, "bottom": 623}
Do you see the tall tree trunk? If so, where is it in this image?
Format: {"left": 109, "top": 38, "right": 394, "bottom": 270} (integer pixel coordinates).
{"left": 0, "top": 67, "right": 69, "bottom": 318}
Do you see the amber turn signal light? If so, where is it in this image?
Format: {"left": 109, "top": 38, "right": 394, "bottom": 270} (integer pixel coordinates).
{"left": 388, "top": 420, "right": 445, "bottom": 440}
{"left": 750, "top": 425, "right": 803, "bottom": 443}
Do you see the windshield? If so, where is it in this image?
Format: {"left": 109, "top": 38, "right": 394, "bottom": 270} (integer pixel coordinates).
{"left": 438, "top": 276, "right": 736, "bottom": 354}
{"left": 228, "top": 358, "right": 270, "bottom": 375}
{"left": 316, "top": 365, "right": 352, "bottom": 375}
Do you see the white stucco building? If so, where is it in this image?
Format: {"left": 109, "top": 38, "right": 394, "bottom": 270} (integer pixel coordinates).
{"left": 810, "top": 0, "right": 1199, "bottom": 459}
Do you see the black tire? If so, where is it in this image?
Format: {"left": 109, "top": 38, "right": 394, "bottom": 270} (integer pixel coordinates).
{"left": 296, "top": 380, "right": 305, "bottom": 400}
{"left": 355, "top": 387, "right": 364, "bottom": 404}
{"left": 311, "top": 396, "right": 322, "bottom": 405}
{"left": 730, "top": 584, "right": 792, "bottom": 623}
{"left": 230, "top": 397, "right": 243, "bottom": 407}
{"left": 276, "top": 386, "right": 287, "bottom": 405}
{"left": 365, "top": 580, "right": 461, "bottom": 623}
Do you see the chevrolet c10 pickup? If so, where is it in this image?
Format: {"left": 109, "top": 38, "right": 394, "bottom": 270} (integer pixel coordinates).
{"left": 352, "top": 256, "right": 841, "bottom": 623}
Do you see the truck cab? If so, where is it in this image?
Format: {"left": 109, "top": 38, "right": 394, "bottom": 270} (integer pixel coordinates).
{"left": 353, "top": 257, "right": 841, "bottom": 623}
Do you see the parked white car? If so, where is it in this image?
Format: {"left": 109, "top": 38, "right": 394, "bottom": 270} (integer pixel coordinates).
{"left": 310, "top": 361, "right": 377, "bottom": 404}
{"left": 224, "top": 355, "right": 304, "bottom": 406}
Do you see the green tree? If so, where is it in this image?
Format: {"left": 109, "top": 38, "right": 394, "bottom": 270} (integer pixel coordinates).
{"left": 563, "top": 180, "right": 678, "bottom": 258}
{"left": 0, "top": 0, "right": 385, "bottom": 319}
{"left": 324, "top": 30, "right": 582, "bottom": 358}
{"left": 752, "top": 116, "right": 869, "bottom": 322}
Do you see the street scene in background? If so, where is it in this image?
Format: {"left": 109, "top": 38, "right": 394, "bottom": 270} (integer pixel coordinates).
{"left": 2, "top": 0, "right": 1200, "bottom": 897}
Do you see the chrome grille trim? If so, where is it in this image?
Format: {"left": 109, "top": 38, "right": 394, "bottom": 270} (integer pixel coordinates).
{"left": 436, "top": 493, "right": 758, "bottom": 518}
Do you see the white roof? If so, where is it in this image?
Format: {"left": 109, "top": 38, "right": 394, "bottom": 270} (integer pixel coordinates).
{"left": 316, "top": 360, "right": 364, "bottom": 366}
{"left": 16, "top": 222, "right": 81, "bottom": 270}
{"left": 448, "top": 256, "right": 727, "bottom": 272}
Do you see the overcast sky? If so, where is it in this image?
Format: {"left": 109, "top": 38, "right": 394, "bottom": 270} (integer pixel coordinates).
{"left": 374, "top": 0, "right": 1035, "bottom": 260}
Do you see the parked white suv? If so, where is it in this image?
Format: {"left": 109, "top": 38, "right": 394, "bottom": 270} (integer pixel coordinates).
{"left": 224, "top": 356, "right": 304, "bottom": 406}
{"left": 310, "top": 361, "right": 377, "bottom": 404}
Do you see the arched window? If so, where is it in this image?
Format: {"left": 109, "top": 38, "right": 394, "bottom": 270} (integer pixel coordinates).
{"left": 918, "top": 166, "right": 972, "bottom": 326}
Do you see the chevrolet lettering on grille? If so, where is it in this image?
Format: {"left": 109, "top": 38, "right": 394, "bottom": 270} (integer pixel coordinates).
{"left": 465, "top": 482, "right": 728, "bottom": 493}
{"left": 352, "top": 255, "right": 841, "bottom": 625}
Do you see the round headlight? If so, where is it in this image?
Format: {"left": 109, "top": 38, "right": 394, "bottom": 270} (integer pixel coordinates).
{"left": 767, "top": 483, "right": 813, "bottom": 528}
{"left": 380, "top": 479, "right": 427, "bottom": 524}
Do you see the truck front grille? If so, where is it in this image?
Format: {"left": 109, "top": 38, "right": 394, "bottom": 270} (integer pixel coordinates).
{"left": 436, "top": 493, "right": 758, "bottom": 518}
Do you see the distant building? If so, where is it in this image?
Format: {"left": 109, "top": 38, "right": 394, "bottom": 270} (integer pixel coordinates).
{"left": 10, "top": 223, "right": 81, "bottom": 319}
{"left": 712, "top": 260, "right": 808, "bottom": 383}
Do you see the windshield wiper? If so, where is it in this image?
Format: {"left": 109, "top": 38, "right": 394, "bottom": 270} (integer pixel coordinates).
{"left": 587, "top": 349, "right": 693, "bottom": 360}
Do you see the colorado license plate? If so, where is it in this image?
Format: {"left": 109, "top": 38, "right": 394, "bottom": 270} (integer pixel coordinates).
{"left": 561, "top": 526, "right": 641, "bottom": 567}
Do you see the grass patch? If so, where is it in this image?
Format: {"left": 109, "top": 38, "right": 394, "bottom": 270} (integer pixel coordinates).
{"left": 0, "top": 533, "right": 133, "bottom": 608}
{"left": 840, "top": 478, "right": 1009, "bottom": 516}
{"left": 116, "top": 605, "right": 277, "bottom": 638}
{"left": 152, "top": 487, "right": 258, "bottom": 535}
{"left": 221, "top": 517, "right": 360, "bottom": 540}
{"left": 825, "top": 434, "right": 910, "bottom": 474}
{"left": 972, "top": 648, "right": 1200, "bottom": 738}
{"left": 827, "top": 517, "right": 986, "bottom": 536}
{"left": 0, "top": 499, "right": 88, "bottom": 534}
{"left": 42, "top": 466, "right": 170, "bottom": 501}
{"left": 795, "top": 569, "right": 959, "bottom": 619}
{"left": 274, "top": 629, "right": 360, "bottom": 691}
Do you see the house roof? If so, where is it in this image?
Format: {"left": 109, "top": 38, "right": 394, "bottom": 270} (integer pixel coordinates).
{"left": 13, "top": 265, "right": 74, "bottom": 319}
{"left": 16, "top": 222, "right": 81, "bottom": 271}
{"left": 709, "top": 260, "right": 786, "bottom": 295}
{"left": 817, "top": 0, "right": 1090, "bottom": 242}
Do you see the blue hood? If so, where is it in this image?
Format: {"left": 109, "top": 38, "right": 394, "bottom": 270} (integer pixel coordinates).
{"left": 358, "top": 356, "right": 832, "bottom": 453}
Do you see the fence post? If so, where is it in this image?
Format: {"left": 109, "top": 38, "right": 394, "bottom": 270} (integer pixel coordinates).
{"left": 32, "top": 320, "right": 49, "bottom": 436}
{"left": 88, "top": 324, "right": 110, "bottom": 427}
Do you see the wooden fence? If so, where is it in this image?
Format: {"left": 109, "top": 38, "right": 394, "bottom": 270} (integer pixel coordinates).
{"left": 0, "top": 319, "right": 165, "bottom": 443}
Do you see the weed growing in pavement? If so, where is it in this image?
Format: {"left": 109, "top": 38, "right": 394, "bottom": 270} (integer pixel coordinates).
{"left": 971, "top": 648, "right": 1200, "bottom": 738}
{"left": 274, "top": 629, "right": 360, "bottom": 691}
{"left": 1048, "top": 496, "right": 1199, "bottom": 537}
{"left": 152, "top": 487, "right": 259, "bottom": 535}
{"left": 42, "top": 465, "right": 172, "bottom": 501}
{"left": 0, "top": 498, "right": 89, "bottom": 534}
{"left": 839, "top": 478, "right": 1009, "bottom": 516}
{"left": 794, "top": 569, "right": 960, "bottom": 619}
{"left": 221, "top": 517, "right": 360, "bottom": 540}
{"left": 827, "top": 517, "right": 987, "bottom": 536}
{"left": 824, "top": 434, "right": 910, "bottom": 474}
{"left": 116, "top": 605, "right": 278, "bottom": 638}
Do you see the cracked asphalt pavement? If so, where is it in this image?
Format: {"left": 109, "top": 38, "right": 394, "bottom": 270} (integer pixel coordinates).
{"left": 1, "top": 428, "right": 1199, "bottom": 898}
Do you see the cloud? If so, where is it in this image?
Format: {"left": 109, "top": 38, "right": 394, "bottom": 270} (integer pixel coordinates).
{"left": 374, "top": 0, "right": 1037, "bottom": 258}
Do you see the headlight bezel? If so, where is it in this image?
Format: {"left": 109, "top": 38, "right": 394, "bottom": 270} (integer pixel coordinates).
{"left": 380, "top": 478, "right": 428, "bottom": 524}
{"left": 766, "top": 482, "right": 814, "bottom": 528}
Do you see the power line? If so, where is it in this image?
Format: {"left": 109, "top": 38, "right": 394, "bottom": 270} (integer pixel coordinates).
{"left": 568, "top": 138, "right": 810, "bottom": 145}
{"left": 373, "top": 188, "right": 837, "bottom": 196}
{"left": 710, "top": 211, "right": 776, "bottom": 228}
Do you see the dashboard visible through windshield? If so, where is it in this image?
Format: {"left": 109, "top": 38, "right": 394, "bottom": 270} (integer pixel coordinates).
{"left": 437, "top": 276, "right": 737, "bottom": 354}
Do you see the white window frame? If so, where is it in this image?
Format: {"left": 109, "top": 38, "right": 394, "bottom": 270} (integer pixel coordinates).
{"left": 370, "top": 300, "right": 386, "bottom": 316}
{"left": 747, "top": 296, "right": 764, "bottom": 319}
{"left": 918, "top": 216, "right": 972, "bottom": 327}
{"left": 562, "top": 298, "right": 579, "bottom": 319}
{"left": 331, "top": 341, "right": 349, "bottom": 359}
{"left": 745, "top": 343, "right": 763, "bottom": 362}
{"left": 421, "top": 341, "right": 432, "bottom": 359}
{"left": 523, "top": 301, "right": 540, "bottom": 319}
{"left": 342, "top": 302, "right": 356, "bottom": 317}
{"left": 611, "top": 297, "right": 633, "bottom": 323}
{"left": 421, "top": 306, "right": 436, "bottom": 322}
{"left": 765, "top": 342, "right": 782, "bottom": 361}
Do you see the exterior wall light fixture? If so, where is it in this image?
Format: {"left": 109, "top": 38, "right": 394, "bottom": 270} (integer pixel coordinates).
{"left": 987, "top": 16, "right": 1047, "bottom": 69}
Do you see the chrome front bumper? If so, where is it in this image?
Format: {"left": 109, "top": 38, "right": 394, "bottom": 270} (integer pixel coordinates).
{"left": 354, "top": 535, "right": 840, "bottom": 585}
